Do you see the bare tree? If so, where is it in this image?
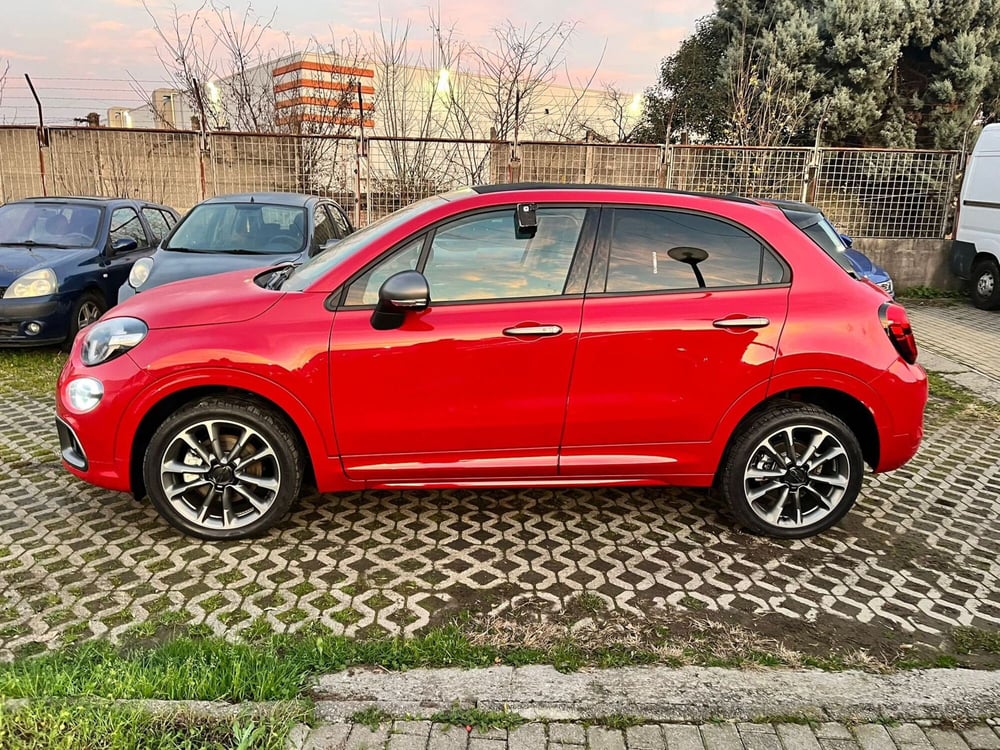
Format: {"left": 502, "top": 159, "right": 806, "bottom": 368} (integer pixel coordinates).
{"left": 601, "top": 84, "right": 642, "bottom": 143}
{"left": 0, "top": 58, "right": 9, "bottom": 117}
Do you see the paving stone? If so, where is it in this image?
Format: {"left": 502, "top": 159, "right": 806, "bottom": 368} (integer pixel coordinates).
{"left": 626, "top": 725, "right": 664, "bottom": 750}
{"left": 818, "top": 740, "right": 861, "bottom": 750}
{"left": 305, "top": 725, "right": 353, "bottom": 750}
{"left": 924, "top": 729, "right": 971, "bottom": 750}
{"left": 587, "top": 727, "right": 625, "bottom": 750}
{"left": 700, "top": 724, "right": 743, "bottom": 750}
{"left": 428, "top": 726, "right": 468, "bottom": 750}
{"left": 737, "top": 724, "right": 776, "bottom": 734}
{"left": 816, "top": 724, "right": 855, "bottom": 740}
{"left": 394, "top": 722, "right": 433, "bottom": 738}
{"left": 736, "top": 726, "right": 781, "bottom": 750}
{"left": 660, "top": 724, "right": 702, "bottom": 750}
{"left": 888, "top": 724, "right": 934, "bottom": 749}
{"left": 468, "top": 739, "right": 505, "bottom": 750}
{"left": 853, "top": 725, "right": 897, "bottom": 750}
{"left": 509, "top": 723, "right": 547, "bottom": 750}
{"left": 388, "top": 733, "right": 429, "bottom": 750}
{"left": 470, "top": 728, "right": 508, "bottom": 741}
{"left": 774, "top": 724, "right": 822, "bottom": 750}
{"left": 346, "top": 726, "right": 390, "bottom": 750}
{"left": 961, "top": 727, "right": 1000, "bottom": 750}
{"left": 549, "top": 724, "right": 587, "bottom": 745}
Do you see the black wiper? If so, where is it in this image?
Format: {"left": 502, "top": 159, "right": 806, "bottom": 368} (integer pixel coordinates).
{"left": 266, "top": 264, "right": 297, "bottom": 290}
{"left": 0, "top": 240, "right": 72, "bottom": 249}
{"left": 163, "top": 246, "right": 209, "bottom": 253}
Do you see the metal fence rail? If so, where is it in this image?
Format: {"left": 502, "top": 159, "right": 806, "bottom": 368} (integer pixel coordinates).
{"left": 0, "top": 125, "right": 961, "bottom": 238}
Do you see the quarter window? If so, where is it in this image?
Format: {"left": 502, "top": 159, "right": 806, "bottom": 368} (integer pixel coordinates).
{"left": 312, "top": 207, "right": 337, "bottom": 252}
{"left": 605, "top": 209, "right": 783, "bottom": 293}
{"left": 142, "top": 207, "right": 170, "bottom": 243}
{"left": 345, "top": 237, "right": 423, "bottom": 306}
{"left": 423, "top": 208, "right": 585, "bottom": 302}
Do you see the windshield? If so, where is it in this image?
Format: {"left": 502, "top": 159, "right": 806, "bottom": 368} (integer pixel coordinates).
{"left": 281, "top": 196, "right": 445, "bottom": 291}
{"left": 801, "top": 216, "right": 858, "bottom": 276}
{"left": 0, "top": 203, "right": 102, "bottom": 248}
{"left": 165, "top": 203, "right": 307, "bottom": 254}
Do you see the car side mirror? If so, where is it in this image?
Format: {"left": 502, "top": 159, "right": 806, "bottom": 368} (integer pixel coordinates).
{"left": 313, "top": 238, "right": 340, "bottom": 257}
{"left": 371, "top": 270, "right": 430, "bottom": 330}
{"left": 111, "top": 237, "right": 139, "bottom": 254}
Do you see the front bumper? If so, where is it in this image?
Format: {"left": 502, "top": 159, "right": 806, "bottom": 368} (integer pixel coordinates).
{"left": 0, "top": 294, "right": 70, "bottom": 345}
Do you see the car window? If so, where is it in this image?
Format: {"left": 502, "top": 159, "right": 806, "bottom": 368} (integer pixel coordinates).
{"left": 604, "top": 209, "right": 783, "bottom": 293}
{"left": 142, "top": 207, "right": 170, "bottom": 243}
{"left": 165, "top": 203, "right": 306, "bottom": 254}
{"left": 801, "top": 218, "right": 858, "bottom": 276}
{"left": 345, "top": 237, "right": 424, "bottom": 306}
{"left": 422, "top": 208, "right": 585, "bottom": 302}
{"left": 312, "top": 206, "right": 337, "bottom": 252}
{"left": 327, "top": 205, "right": 352, "bottom": 238}
{"left": 160, "top": 209, "right": 178, "bottom": 229}
{"left": 0, "top": 203, "right": 102, "bottom": 248}
{"left": 109, "top": 207, "right": 149, "bottom": 249}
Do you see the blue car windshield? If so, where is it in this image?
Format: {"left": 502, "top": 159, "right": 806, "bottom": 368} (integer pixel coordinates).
{"left": 165, "top": 203, "right": 308, "bottom": 254}
{"left": 0, "top": 203, "right": 102, "bottom": 248}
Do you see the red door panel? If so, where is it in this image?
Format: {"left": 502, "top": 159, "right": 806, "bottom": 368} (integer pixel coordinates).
{"left": 560, "top": 288, "right": 789, "bottom": 477}
{"left": 330, "top": 298, "right": 584, "bottom": 480}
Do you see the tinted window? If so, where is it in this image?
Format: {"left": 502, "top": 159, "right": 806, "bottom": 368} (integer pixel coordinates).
{"left": 165, "top": 203, "right": 306, "bottom": 254}
{"left": 345, "top": 237, "right": 423, "bottom": 306}
{"left": 0, "top": 203, "right": 102, "bottom": 248}
{"left": 605, "top": 209, "right": 782, "bottom": 293}
{"left": 423, "top": 208, "right": 585, "bottom": 302}
{"left": 110, "top": 207, "right": 149, "bottom": 249}
{"left": 327, "top": 205, "right": 352, "bottom": 238}
{"left": 801, "top": 218, "right": 857, "bottom": 276}
{"left": 142, "top": 207, "right": 170, "bottom": 243}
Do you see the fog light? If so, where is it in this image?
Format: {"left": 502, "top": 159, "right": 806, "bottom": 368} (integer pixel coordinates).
{"left": 66, "top": 377, "right": 104, "bottom": 413}
{"left": 26, "top": 322, "right": 42, "bottom": 335}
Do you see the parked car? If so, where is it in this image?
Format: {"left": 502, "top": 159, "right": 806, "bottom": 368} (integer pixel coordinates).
{"left": 0, "top": 196, "right": 178, "bottom": 347}
{"left": 56, "top": 184, "right": 927, "bottom": 541}
{"left": 764, "top": 199, "right": 895, "bottom": 297}
{"left": 951, "top": 123, "right": 1000, "bottom": 309}
{"left": 119, "top": 192, "right": 353, "bottom": 302}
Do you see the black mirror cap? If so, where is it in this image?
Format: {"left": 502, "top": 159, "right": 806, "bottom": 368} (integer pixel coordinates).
{"left": 371, "top": 270, "right": 430, "bottom": 330}
{"left": 112, "top": 237, "right": 139, "bottom": 254}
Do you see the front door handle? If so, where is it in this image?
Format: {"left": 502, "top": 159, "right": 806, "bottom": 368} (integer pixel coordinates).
{"left": 503, "top": 325, "right": 563, "bottom": 337}
{"left": 713, "top": 317, "right": 770, "bottom": 329}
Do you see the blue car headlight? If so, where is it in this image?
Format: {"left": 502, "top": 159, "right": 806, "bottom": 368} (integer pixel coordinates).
{"left": 81, "top": 317, "right": 148, "bottom": 366}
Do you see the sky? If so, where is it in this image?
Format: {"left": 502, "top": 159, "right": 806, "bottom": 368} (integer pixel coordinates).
{"left": 0, "top": 0, "right": 714, "bottom": 126}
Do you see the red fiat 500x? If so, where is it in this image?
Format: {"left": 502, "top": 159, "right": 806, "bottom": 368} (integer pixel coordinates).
{"left": 56, "top": 185, "right": 927, "bottom": 540}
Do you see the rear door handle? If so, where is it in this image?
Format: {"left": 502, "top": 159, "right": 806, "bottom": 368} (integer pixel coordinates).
{"left": 713, "top": 317, "right": 770, "bottom": 329}
{"left": 503, "top": 325, "right": 563, "bottom": 337}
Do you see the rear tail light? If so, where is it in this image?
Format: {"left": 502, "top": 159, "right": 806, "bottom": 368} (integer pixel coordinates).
{"left": 879, "top": 301, "right": 918, "bottom": 364}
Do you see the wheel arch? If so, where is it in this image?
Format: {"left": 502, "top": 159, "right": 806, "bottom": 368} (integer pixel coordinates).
{"left": 128, "top": 385, "right": 319, "bottom": 499}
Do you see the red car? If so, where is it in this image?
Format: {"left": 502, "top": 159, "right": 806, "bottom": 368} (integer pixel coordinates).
{"left": 55, "top": 185, "right": 927, "bottom": 540}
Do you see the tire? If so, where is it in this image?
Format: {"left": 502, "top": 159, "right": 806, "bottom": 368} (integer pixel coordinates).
{"left": 970, "top": 257, "right": 1000, "bottom": 310}
{"left": 143, "top": 397, "right": 304, "bottom": 540}
{"left": 719, "top": 402, "right": 864, "bottom": 539}
{"left": 63, "top": 290, "right": 106, "bottom": 351}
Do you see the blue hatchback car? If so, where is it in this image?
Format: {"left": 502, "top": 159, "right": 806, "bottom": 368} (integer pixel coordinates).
{"left": 0, "top": 196, "right": 179, "bottom": 347}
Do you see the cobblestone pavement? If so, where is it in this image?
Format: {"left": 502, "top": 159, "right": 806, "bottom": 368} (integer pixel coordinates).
{"left": 908, "top": 303, "right": 1000, "bottom": 383}
{"left": 294, "top": 719, "right": 1000, "bottom": 750}
{"left": 1, "top": 345, "right": 999, "bottom": 659}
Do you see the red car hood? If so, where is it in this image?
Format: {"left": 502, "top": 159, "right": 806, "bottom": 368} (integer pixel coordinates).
{"left": 112, "top": 268, "right": 282, "bottom": 330}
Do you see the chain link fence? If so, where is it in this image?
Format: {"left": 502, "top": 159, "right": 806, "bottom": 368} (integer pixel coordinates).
{"left": 0, "top": 126, "right": 961, "bottom": 238}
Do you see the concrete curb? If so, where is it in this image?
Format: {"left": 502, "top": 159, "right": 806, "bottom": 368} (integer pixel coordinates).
{"left": 311, "top": 665, "right": 1000, "bottom": 723}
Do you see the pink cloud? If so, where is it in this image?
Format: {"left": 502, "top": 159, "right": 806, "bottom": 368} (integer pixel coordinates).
{"left": 0, "top": 48, "right": 48, "bottom": 62}
{"left": 91, "top": 20, "right": 126, "bottom": 32}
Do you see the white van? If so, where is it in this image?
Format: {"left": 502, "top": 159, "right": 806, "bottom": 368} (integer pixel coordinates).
{"left": 952, "top": 123, "right": 1000, "bottom": 309}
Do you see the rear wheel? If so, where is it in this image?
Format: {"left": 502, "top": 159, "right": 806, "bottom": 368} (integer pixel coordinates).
{"left": 143, "top": 397, "right": 303, "bottom": 540}
{"left": 970, "top": 257, "right": 1000, "bottom": 310}
{"left": 719, "top": 402, "right": 864, "bottom": 538}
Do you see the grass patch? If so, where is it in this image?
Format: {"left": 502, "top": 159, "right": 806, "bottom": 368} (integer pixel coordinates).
{"left": 350, "top": 706, "right": 392, "bottom": 731}
{"left": 0, "top": 350, "right": 66, "bottom": 398}
{"left": 926, "top": 373, "right": 1000, "bottom": 418}
{"left": 898, "top": 286, "right": 964, "bottom": 300}
{"left": 0, "top": 700, "right": 301, "bottom": 750}
{"left": 952, "top": 627, "right": 1000, "bottom": 655}
{"left": 428, "top": 705, "right": 527, "bottom": 731}
{"left": 591, "top": 715, "right": 646, "bottom": 730}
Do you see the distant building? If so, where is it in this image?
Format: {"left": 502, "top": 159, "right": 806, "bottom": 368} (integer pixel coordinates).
{"left": 107, "top": 88, "right": 196, "bottom": 130}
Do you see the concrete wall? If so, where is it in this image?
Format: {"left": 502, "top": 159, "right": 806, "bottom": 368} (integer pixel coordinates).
{"left": 853, "top": 238, "right": 958, "bottom": 291}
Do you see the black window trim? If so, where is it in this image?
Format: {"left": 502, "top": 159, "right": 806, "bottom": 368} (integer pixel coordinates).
{"left": 107, "top": 205, "right": 150, "bottom": 252}
{"left": 331, "top": 202, "right": 601, "bottom": 310}
{"left": 589, "top": 204, "right": 792, "bottom": 297}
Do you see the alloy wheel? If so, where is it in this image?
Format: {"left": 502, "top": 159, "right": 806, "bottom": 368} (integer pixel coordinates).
{"left": 742, "top": 424, "right": 852, "bottom": 530}
{"left": 77, "top": 300, "right": 103, "bottom": 329}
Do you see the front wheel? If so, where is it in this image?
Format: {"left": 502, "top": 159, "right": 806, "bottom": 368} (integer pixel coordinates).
{"left": 143, "top": 397, "right": 304, "bottom": 540}
{"left": 970, "top": 257, "right": 1000, "bottom": 310}
{"left": 63, "top": 291, "right": 106, "bottom": 351}
{"left": 719, "top": 403, "right": 864, "bottom": 538}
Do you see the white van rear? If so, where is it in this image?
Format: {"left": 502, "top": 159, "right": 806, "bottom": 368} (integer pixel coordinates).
{"left": 951, "top": 123, "right": 1000, "bottom": 309}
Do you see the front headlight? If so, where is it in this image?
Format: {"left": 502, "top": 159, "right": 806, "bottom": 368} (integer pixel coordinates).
{"left": 129, "top": 258, "right": 153, "bottom": 289}
{"left": 81, "top": 317, "right": 148, "bottom": 366}
{"left": 8, "top": 268, "right": 58, "bottom": 298}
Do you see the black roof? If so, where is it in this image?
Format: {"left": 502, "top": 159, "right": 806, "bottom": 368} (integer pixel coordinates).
{"left": 470, "top": 182, "right": 760, "bottom": 205}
